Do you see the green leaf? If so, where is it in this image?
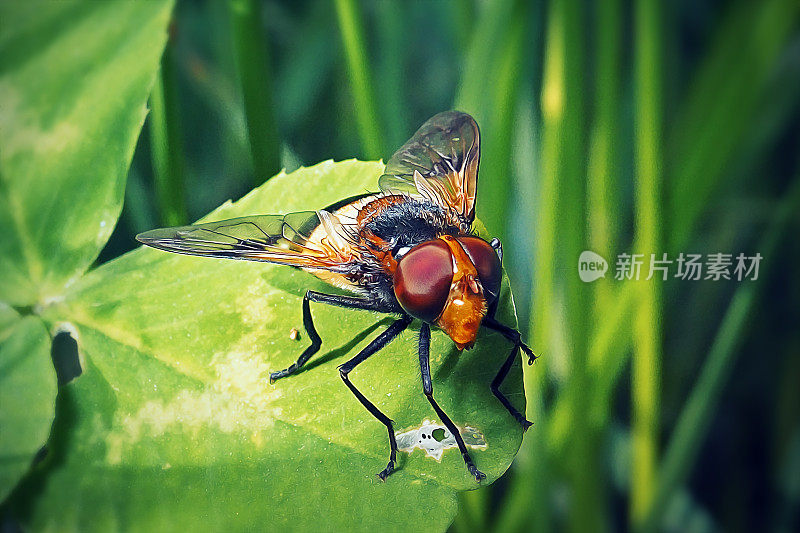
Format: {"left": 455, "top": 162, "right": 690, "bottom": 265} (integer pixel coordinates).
{"left": 0, "top": 304, "right": 56, "bottom": 502}
{"left": 0, "top": 0, "right": 174, "bottom": 307}
{"left": 25, "top": 160, "right": 526, "bottom": 531}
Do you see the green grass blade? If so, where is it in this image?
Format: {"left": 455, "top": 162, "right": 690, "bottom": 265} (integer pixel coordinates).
{"left": 639, "top": 176, "right": 800, "bottom": 532}
{"left": 122, "top": 167, "right": 157, "bottom": 235}
{"left": 334, "top": 0, "right": 385, "bottom": 159}
{"left": 587, "top": 0, "right": 622, "bottom": 317}
{"left": 534, "top": 0, "right": 601, "bottom": 529}
{"left": 453, "top": 488, "right": 489, "bottom": 533}
{"left": 449, "top": 0, "right": 475, "bottom": 57}
{"left": 149, "top": 43, "right": 188, "bottom": 227}
{"left": 178, "top": 52, "right": 249, "bottom": 164}
{"left": 274, "top": 2, "right": 337, "bottom": 126}
{"left": 454, "top": 0, "right": 527, "bottom": 240}
{"left": 452, "top": 1, "right": 535, "bottom": 521}
{"left": 229, "top": 0, "right": 281, "bottom": 185}
{"left": 373, "top": 1, "right": 407, "bottom": 150}
{"left": 454, "top": 0, "right": 515, "bottom": 113}
{"left": 667, "top": 0, "right": 799, "bottom": 250}
{"left": 547, "top": 284, "right": 635, "bottom": 451}
{"left": 494, "top": 91, "right": 552, "bottom": 533}
{"left": 532, "top": 0, "right": 582, "bottom": 362}
{"left": 631, "top": 0, "right": 664, "bottom": 522}
{"left": 549, "top": 0, "right": 800, "bottom": 457}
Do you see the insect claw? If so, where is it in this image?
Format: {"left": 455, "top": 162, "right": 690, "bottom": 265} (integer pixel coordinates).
{"left": 469, "top": 465, "right": 486, "bottom": 482}
{"left": 377, "top": 462, "right": 395, "bottom": 481}
{"left": 520, "top": 418, "right": 533, "bottom": 431}
{"left": 520, "top": 344, "right": 538, "bottom": 365}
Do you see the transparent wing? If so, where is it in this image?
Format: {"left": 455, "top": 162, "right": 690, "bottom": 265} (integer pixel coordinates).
{"left": 378, "top": 111, "right": 480, "bottom": 227}
{"left": 136, "top": 211, "right": 360, "bottom": 272}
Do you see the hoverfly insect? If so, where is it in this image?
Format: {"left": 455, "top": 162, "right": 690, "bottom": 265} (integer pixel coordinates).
{"left": 137, "top": 111, "right": 536, "bottom": 482}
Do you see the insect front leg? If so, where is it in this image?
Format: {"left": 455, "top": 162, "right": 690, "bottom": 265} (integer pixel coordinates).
{"left": 419, "top": 323, "right": 486, "bottom": 482}
{"left": 481, "top": 316, "right": 536, "bottom": 430}
{"left": 269, "top": 290, "right": 390, "bottom": 383}
{"left": 339, "top": 315, "right": 413, "bottom": 480}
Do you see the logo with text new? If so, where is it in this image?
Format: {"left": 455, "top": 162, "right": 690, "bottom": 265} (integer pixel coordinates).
{"left": 578, "top": 251, "right": 608, "bottom": 282}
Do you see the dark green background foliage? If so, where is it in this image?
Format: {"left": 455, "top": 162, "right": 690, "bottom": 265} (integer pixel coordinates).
{"left": 1, "top": 0, "right": 799, "bottom": 532}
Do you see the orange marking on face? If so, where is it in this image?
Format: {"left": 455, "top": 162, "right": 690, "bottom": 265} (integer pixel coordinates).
{"left": 435, "top": 235, "right": 487, "bottom": 350}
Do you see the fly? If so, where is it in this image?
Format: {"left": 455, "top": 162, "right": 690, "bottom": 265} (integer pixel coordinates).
{"left": 137, "top": 111, "right": 537, "bottom": 482}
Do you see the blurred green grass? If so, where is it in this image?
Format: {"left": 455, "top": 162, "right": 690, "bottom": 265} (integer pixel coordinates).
{"left": 101, "top": 0, "right": 800, "bottom": 531}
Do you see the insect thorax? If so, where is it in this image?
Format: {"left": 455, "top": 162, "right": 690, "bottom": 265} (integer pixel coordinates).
{"left": 363, "top": 199, "right": 461, "bottom": 253}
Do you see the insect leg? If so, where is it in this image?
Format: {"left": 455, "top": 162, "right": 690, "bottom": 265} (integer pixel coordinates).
{"left": 491, "top": 344, "right": 532, "bottom": 430}
{"left": 482, "top": 316, "right": 537, "bottom": 364}
{"left": 481, "top": 316, "right": 536, "bottom": 429}
{"left": 306, "top": 290, "right": 393, "bottom": 312}
{"left": 418, "top": 323, "right": 486, "bottom": 482}
{"left": 269, "top": 290, "right": 390, "bottom": 382}
{"left": 339, "top": 315, "right": 413, "bottom": 481}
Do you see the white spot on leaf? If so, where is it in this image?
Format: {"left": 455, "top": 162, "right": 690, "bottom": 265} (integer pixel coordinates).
{"left": 105, "top": 345, "right": 282, "bottom": 464}
{"left": 396, "top": 419, "right": 486, "bottom": 461}
{"left": 238, "top": 277, "right": 275, "bottom": 326}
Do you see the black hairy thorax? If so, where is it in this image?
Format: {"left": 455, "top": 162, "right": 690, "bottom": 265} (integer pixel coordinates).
{"left": 363, "top": 198, "right": 461, "bottom": 255}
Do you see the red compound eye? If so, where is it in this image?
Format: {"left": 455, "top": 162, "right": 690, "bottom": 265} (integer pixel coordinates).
{"left": 457, "top": 236, "right": 502, "bottom": 304}
{"left": 393, "top": 240, "right": 453, "bottom": 322}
